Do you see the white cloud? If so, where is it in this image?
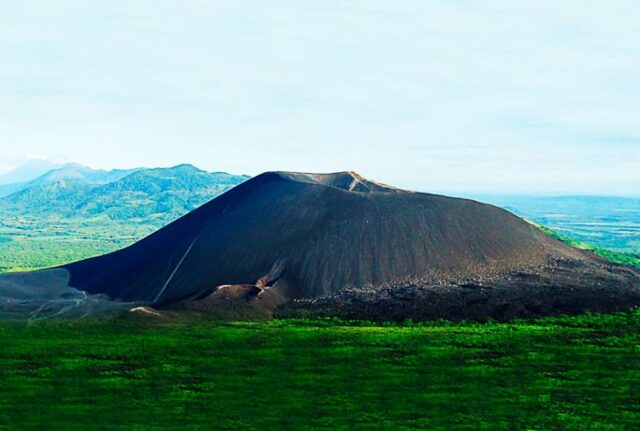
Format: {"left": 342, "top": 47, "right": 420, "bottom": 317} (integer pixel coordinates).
{"left": 0, "top": 0, "right": 638, "bottom": 193}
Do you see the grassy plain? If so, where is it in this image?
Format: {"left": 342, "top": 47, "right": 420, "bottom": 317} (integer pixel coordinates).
{"left": 1, "top": 313, "right": 639, "bottom": 430}
{"left": 0, "top": 215, "right": 157, "bottom": 272}
{"left": 536, "top": 224, "right": 640, "bottom": 269}
{"left": 475, "top": 195, "right": 640, "bottom": 254}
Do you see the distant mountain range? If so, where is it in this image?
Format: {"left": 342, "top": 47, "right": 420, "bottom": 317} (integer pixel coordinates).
{"left": 0, "top": 159, "right": 63, "bottom": 185}
{"left": 0, "top": 162, "right": 249, "bottom": 220}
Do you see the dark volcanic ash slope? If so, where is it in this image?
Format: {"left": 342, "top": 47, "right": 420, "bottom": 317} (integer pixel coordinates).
{"left": 1, "top": 171, "right": 639, "bottom": 320}
{"left": 60, "top": 171, "right": 587, "bottom": 302}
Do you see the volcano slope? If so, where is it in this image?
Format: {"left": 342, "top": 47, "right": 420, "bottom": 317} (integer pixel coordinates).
{"left": 1, "top": 171, "right": 639, "bottom": 320}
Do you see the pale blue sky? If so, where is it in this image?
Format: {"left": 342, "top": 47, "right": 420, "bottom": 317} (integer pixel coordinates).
{"left": 1, "top": 1, "right": 639, "bottom": 194}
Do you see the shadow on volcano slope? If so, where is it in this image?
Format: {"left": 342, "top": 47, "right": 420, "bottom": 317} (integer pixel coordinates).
{"left": 1, "top": 171, "right": 639, "bottom": 320}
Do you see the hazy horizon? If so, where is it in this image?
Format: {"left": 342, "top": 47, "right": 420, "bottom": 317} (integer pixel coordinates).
{"left": 2, "top": 158, "right": 639, "bottom": 198}
{"left": 1, "top": 1, "right": 639, "bottom": 195}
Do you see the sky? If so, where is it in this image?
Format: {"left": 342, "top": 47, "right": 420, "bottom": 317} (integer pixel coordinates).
{"left": 0, "top": 0, "right": 639, "bottom": 195}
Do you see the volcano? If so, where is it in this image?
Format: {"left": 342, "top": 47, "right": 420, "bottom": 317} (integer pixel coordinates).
{"left": 1, "top": 171, "right": 639, "bottom": 320}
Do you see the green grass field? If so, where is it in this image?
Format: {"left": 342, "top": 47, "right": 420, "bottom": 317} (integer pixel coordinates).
{"left": 1, "top": 313, "right": 639, "bottom": 430}
{"left": 0, "top": 215, "right": 156, "bottom": 272}
{"left": 1, "top": 213, "right": 639, "bottom": 430}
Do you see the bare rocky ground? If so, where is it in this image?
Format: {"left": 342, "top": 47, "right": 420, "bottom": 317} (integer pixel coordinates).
{"left": 161, "top": 256, "right": 640, "bottom": 322}
{"left": 167, "top": 284, "right": 288, "bottom": 319}
{"left": 274, "top": 257, "right": 640, "bottom": 321}
{"left": 2, "top": 256, "right": 639, "bottom": 322}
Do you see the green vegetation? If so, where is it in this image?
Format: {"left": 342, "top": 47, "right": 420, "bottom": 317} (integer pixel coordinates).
{"left": 0, "top": 165, "right": 247, "bottom": 219}
{"left": 0, "top": 313, "right": 639, "bottom": 430}
{"left": 536, "top": 224, "right": 640, "bottom": 269}
{"left": 0, "top": 165, "right": 247, "bottom": 272}
{"left": 0, "top": 215, "right": 156, "bottom": 272}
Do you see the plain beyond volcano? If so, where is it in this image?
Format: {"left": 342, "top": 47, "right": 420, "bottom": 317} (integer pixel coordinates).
{"left": 1, "top": 171, "right": 639, "bottom": 321}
